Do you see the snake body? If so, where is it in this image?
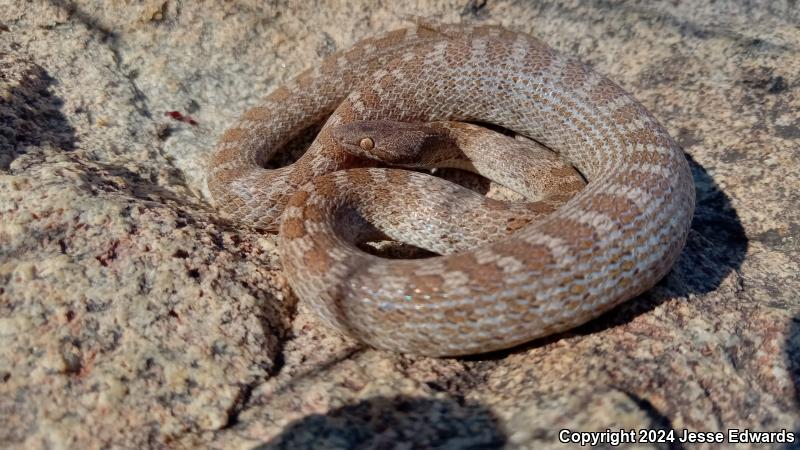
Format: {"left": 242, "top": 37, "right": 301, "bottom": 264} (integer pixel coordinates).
{"left": 208, "top": 23, "right": 695, "bottom": 356}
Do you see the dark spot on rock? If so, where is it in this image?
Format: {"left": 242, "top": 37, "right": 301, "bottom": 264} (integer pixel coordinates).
{"left": 767, "top": 76, "right": 788, "bottom": 94}
{"left": 639, "top": 56, "right": 686, "bottom": 87}
{"left": 95, "top": 241, "right": 120, "bottom": 266}
{"left": 156, "top": 124, "right": 173, "bottom": 140}
{"left": 66, "top": 310, "right": 75, "bottom": 322}
{"left": 63, "top": 352, "right": 82, "bottom": 374}
{"left": 85, "top": 298, "right": 110, "bottom": 313}
{"left": 461, "top": 0, "right": 489, "bottom": 19}
{"left": 210, "top": 232, "right": 225, "bottom": 249}
{"left": 168, "top": 309, "right": 179, "bottom": 319}
{"left": 720, "top": 148, "right": 747, "bottom": 164}
{"left": 172, "top": 249, "right": 189, "bottom": 259}
{"left": 425, "top": 381, "right": 446, "bottom": 392}
{"left": 675, "top": 128, "right": 703, "bottom": 150}
{"left": 212, "top": 341, "right": 227, "bottom": 356}
{"left": 791, "top": 223, "right": 800, "bottom": 238}
{"left": 103, "top": 329, "right": 122, "bottom": 353}
{"left": 677, "top": 20, "right": 711, "bottom": 39}
{"left": 755, "top": 229, "right": 784, "bottom": 246}
{"left": 187, "top": 268, "right": 200, "bottom": 279}
{"left": 775, "top": 125, "right": 800, "bottom": 139}
{"left": 186, "top": 99, "right": 200, "bottom": 114}
{"left": 742, "top": 67, "right": 789, "bottom": 94}
{"left": 316, "top": 32, "right": 336, "bottom": 58}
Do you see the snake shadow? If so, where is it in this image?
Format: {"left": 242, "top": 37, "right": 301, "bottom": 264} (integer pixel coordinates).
{"left": 464, "top": 152, "right": 749, "bottom": 360}
{"left": 0, "top": 54, "right": 76, "bottom": 171}
{"left": 252, "top": 395, "right": 506, "bottom": 450}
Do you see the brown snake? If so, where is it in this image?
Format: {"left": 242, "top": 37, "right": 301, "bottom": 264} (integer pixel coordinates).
{"left": 208, "top": 22, "right": 695, "bottom": 356}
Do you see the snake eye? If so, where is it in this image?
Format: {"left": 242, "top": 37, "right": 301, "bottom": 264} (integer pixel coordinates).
{"left": 359, "top": 137, "right": 374, "bottom": 151}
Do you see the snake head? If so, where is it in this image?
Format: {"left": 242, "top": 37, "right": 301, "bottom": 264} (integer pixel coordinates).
{"left": 331, "top": 120, "right": 453, "bottom": 167}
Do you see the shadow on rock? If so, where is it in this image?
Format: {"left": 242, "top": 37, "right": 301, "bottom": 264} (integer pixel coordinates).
{"left": 0, "top": 53, "right": 76, "bottom": 170}
{"left": 785, "top": 316, "right": 800, "bottom": 450}
{"left": 72, "top": 158, "right": 209, "bottom": 213}
{"left": 678, "top": 153, "right": 749, "bottom": 292}
{"left": 254, "top": 395, "right": 506, "bottom": 450}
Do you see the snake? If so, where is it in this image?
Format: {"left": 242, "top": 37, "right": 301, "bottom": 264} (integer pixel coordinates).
{"left": 207, "top": 22, "right": 695, "bottom": 356}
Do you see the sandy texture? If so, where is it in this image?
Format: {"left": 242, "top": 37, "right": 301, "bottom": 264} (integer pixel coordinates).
{"left": 1, "top": 1, "right": 798, "bottom": 449}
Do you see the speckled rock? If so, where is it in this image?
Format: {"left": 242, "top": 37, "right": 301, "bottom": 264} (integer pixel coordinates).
{"left": 1, "top": 1, "right": 798, "bottom": 449}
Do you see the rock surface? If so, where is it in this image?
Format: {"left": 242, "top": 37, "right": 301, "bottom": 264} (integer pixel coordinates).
{"left": 1, "top": 1, "right": 799, "bottom": 449}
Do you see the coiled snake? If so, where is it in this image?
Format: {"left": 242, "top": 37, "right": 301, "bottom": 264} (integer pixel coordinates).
{"left": 208, "top": 22, "right": 695, "bottom": 356}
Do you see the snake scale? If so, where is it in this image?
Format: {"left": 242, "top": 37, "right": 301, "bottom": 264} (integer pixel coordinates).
{"left": 208, "top": 22, "right": 695, "bottom": 356}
